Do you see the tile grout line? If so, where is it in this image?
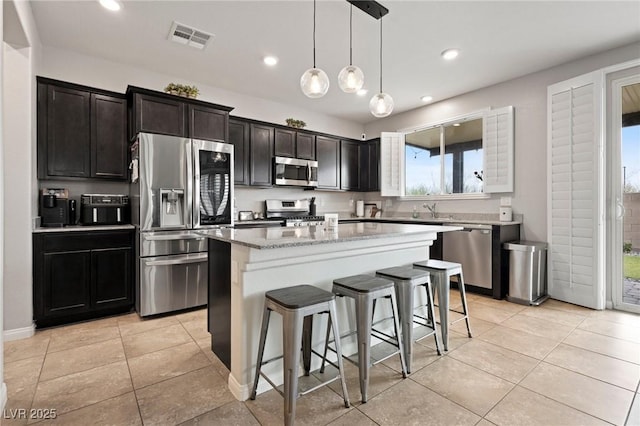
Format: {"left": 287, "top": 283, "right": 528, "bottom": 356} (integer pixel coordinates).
{"left": 117, "top": 318, "right": 145, "bottom": 425}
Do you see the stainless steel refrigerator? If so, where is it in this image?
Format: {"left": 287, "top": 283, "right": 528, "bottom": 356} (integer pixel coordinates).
{"left": 130, "top": 133, "right": 234, "bottom": 316}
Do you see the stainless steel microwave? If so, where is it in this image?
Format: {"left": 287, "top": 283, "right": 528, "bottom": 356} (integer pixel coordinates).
{"left": 273, "top": 156, "right": 318, "bottom": 187}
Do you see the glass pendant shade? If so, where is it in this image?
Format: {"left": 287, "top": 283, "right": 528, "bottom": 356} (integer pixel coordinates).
{"left": 300, "top": 68, "right": 330, "bottom": 98}
{"left": 338, "top": 65, "right": 364, "bottom": 93}
{"left": 369, "top": 92, "right": 394, "bottom": 117}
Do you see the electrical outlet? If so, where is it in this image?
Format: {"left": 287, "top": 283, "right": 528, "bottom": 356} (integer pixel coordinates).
{"left": 500, "top": 197, "right": 512, "bottom": 207}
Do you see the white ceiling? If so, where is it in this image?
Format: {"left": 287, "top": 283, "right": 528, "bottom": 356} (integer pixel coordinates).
{"left": 29, "top": 1, "right": 640, "bottom": 124}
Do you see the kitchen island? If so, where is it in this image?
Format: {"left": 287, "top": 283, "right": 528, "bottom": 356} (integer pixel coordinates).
{"left": 199, "top": 222, "right": 461, "bottom": 401}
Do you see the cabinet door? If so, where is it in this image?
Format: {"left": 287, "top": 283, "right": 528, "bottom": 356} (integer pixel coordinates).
{"left": 360, "top": 139, "right": 380, "bottom": 191}
{"left": 274, "top": 128, "right": 296, "bottom": 158}
{"left": 229, "top": 119, "right": 250, "bottom": 185}
{"left": 189, "top": 104, "right": 228, "bottom": 142}
{"left": 45, "top": 85, "right": 91, "bottom": 178}
{"left": 250, "top": 124, "right": 274, "bottom": 186}
{"left": 43, "top": 250, "right": 91, "bottom": 317}
{"left": 316, "top": 136, "right": 340, "bottom": 190}
{"left": 340, "top": 140, "right": 361, "bottom": 191}
{"left": 91, "top": 247, "right": 132, "bottom": 309}
{"left": 91, "top": 94, "right": 128, "bottom": 179}
{"left": 296, "top": 132, "right": 316, "bottom": 160}
{"left": 134, "top": 93, "right": 186, "bottom": 137}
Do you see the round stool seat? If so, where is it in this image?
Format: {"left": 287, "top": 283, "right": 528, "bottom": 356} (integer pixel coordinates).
{"left": 266, "top": 285, "right": 335, "bottom": 309}
{"left": 376, "top": 266, "right": 430, "bottom": 281}
{"left": 333, "top": 275, "right": 394, "bottom": 293}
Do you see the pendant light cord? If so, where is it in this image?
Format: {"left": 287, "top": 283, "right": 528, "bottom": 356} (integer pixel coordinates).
{"left": 349, "top": 4, "right": 353, "bottom": 66}
{"left": 313, "top": 0, "right": 317, "bottom": 68}
{"left": 379, "top": 18, "right": 383, "bottom": 92}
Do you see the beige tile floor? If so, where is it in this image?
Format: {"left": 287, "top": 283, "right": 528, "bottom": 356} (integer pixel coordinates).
{"left": 3, "top": 294, "right": 640, "bottom": 426}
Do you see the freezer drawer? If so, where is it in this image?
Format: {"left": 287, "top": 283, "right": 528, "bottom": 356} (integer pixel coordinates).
{"left": 140, "top": 230, "right": 207, "bottom": 257}
{"left": 138, "top": 252, "right": 208, "bottom": 316}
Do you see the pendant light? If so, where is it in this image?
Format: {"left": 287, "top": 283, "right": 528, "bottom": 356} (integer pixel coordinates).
{"left": 300, "top": 0, "right": 329, "bottom": 98}
{"left": 338, "top": 4, "right": 364, "bottom": 93}
{"left": 369, "top": 17, "right": 393, "bottom": 117}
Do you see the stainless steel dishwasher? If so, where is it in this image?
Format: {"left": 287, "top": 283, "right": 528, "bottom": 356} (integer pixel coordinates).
{"left": 443, "top": 224, "right": 492, "bottom": 289}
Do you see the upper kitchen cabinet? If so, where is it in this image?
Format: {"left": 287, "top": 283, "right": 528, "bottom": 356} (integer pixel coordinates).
{"left": 274, "top": 128, "right": 316, "bottom": 160}
{"left": 229, "top": 118, "right": 250, "bottom": 185}
{"left": 126, "top": 86, "right": 233, "bottom": 142}
{"left": 250, "top": 123, "right": 274, "bottom": 186}
{"left": 360, "top": 139, "right": 380, "bottom": 192}
{"left": 37, "top": 77, "right": 127, "bottom": 180}
{"left": 316, "top": 136, "right": 340, "bottom": 190}
{"left": 340, "top": 140, "right": 361, "bottom": 191}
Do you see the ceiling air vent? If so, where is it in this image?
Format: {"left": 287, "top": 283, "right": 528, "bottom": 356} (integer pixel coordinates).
{"left": 168, "top": 21, "right": 214, "bottom": 50}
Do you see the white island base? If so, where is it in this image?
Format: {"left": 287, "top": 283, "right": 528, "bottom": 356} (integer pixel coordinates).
{"left": 201, "top": 223, "right": 457, "bottom": 401}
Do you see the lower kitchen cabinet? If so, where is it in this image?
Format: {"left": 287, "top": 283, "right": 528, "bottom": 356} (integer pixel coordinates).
{"left": 33, "top": 229, "right": 134, "bottom": 328}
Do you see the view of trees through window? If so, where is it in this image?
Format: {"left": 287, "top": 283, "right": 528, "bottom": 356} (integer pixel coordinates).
{"left": 405, "top": 118, "right": 484, "bottom": 196}
{"left": 623, "top": 124, "right": 640, "bottom": 193}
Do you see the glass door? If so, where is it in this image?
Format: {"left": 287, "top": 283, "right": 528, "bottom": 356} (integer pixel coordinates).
{"left": 193, "top": 140, "right": 234, "bottom": 228}
{"left": 611, "top": 73, "right": 640, "bottom": 313}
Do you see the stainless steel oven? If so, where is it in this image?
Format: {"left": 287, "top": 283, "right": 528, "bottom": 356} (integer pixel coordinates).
{"left": 273, "top": 156, "right": 318, "bottom": 187}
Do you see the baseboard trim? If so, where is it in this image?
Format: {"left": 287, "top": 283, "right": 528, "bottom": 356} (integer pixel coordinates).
{"left": 4, "top": 323, "right": 35, "bottom": 342}
{"left": 228, "top": 372, "right": 248, "bottom": 401}
{"left": 606, "top": 300, "right": 613, "bottom": 310}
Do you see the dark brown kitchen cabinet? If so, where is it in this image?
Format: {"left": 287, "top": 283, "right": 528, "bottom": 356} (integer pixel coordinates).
{"left": 250, "top": 124, "right": 274, "bottom": 186}
{"left": 127, "top": 86, "right": 233, "bottom": 142}
{"left": 229, "top": 119, "right": 250, "bottom": 185}
{"left": 360, "top": 139, "right": 380, "bottom": 191}
{"left": 316, "top": 136, "right": 340, "bottom": 190}
{"left": 340, "top": 140, "right": 361, "bottom": 191}
{"left": 37, "top": 77, "right": 128, "bottom": 181}
{"left": 274, "top": 129, "right": 316, "bottom": 160}
{"left": 33, "top": 230, "right": 134, "bottom": 328}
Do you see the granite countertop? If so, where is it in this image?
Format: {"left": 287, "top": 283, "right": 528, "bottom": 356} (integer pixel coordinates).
{"left": 339, "top": 216, "right": 522, "bottom": 226}
{"left": 197, "top": 222, "right": 462, "bottom": 250}
{"left": 33, "top": 224, "right": 135, "bottom": 233}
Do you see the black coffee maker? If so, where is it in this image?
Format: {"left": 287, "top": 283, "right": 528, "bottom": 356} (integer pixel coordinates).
{"left": 40, "top": 188, "right": 74, "bottom": 227}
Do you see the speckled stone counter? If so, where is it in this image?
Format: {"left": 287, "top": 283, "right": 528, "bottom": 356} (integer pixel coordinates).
{"left": 198, "top": 222, "right": 461, "bottom": 250}
{"left": 33, "top": 224, "right": 135, "bottom": 233}
{"left": 339, "top": 216, "right": 522, "bottom": 226}
{"left": 202, "top": 222, "right": 461, "bottom": 401}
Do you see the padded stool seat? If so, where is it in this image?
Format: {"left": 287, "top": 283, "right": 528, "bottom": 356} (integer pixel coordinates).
{"left": 376, "top": 266, "right": 441, "bottom": 373}
{"left": 323, "top": 274, "right": 407, "bottom": 402}
{"left": 413, "top": 260, "right": 472, "bottom": 351}
{"left": 251, "top": 285, "right": 350, "bottom": 426}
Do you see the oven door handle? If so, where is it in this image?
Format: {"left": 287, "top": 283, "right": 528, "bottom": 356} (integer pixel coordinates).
{"left": 143, "top": 234, "right": 205, "bottom": 241}
{"left": 143, "top": 253, "right": 208, "bottom": 266}
{"left": 307, "top": 162, "right": 311, "bottom": 182}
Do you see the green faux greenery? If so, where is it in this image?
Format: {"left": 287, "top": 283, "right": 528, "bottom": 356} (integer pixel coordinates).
{"left": 164, "top": 83, "right": 199, "bottom": 98}
{"left": 285, "top": 118, "right": 306, "bottom": 129}
{"left": 623, "top": 242, "right": 632, "bottom": 254}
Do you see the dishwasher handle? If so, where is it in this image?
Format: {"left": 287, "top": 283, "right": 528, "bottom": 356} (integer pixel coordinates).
{"left": 450, "top": 223, "right": 492, "bottom": 232}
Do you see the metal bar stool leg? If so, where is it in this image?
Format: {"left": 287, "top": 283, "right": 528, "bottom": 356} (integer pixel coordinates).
{"left": 425, "top": 280, "right": 442, "bottom": 355}
{"left": 319, "top": 314, "right": 332, "bottom": 374}
{"left": 389, "top": 292, "right": 408, "bottom": 378}
{"left": 436, "top": 273, "right": 450, "bottom": 351}
{"left": 302, "top": 315, "right": 313, "bottom": 375}
{"left": 355, "top": 295, "right": 373, "bottom": 402}
{"left": 282, "top": 310, "right": 304, "bottom": 426}
{"left": 250, "top": 305, "right": 271, "bottom": 400}
{"left": 395, "top": 282, "right": 414, "bottom": 374}
{"left": 329, "top": 302, "right": 351, "bottom": 408}
{"left": 458, "top": 270, "right": 473, "bottom": 338}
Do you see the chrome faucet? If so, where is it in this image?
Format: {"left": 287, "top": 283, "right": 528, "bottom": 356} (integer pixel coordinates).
{"left": 424, "top": 203, "right": 437, "bottom": 218}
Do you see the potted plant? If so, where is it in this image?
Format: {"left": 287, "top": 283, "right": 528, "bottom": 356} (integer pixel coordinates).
{"left": 164, "top": 83, "right": 180, "bottom": 95}
{"left": 186, "top": 85, "right": 199, "bottom": 99}
{"left": 285, "top": 118, "right": 306, "bottom": 129}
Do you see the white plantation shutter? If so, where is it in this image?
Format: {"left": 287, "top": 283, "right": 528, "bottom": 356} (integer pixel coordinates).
{"left": 483, "top": 106, "right": 514, "bottom": 193}
{"left": 547, "top": 72, "right": 604, "bottom": 309}
{"left": 380, "top": 132, "right": 405, "bottom": 196}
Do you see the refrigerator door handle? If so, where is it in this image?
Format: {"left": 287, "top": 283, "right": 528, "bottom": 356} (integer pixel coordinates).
{"left": 193, "top": 140, "right": 202, "bottom": 229}
{"left": 143, "top": 253, "right": 208, "bottom": 266}
{"left": 185, "top": 139, "right": 193, "bottom": 229}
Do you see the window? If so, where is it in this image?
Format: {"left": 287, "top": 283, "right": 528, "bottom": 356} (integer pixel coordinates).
{"left": 405, "top": 116, "right": 484, "bottom": 196}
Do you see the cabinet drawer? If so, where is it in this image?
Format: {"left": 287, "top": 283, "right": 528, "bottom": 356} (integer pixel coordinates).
{"left": 41, "top": 231, "right": 132, "bottom": 252}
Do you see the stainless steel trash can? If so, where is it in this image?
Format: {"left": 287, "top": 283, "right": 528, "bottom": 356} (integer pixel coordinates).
{"left": 503, "top": 241, "right": 549, "bottom": 306}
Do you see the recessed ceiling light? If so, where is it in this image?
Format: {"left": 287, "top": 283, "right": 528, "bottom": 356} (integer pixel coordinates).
{"left": 441, "top": 48, "right": 459, "bottom": 60}
{"left": 357, "top": 89, "right": 368, "bottom": 96}
{"left": 263, "top": 56, "right": 278, "bottom": 66}
{"left": 420, "top": 95, "right": 433, "bottom": 103}
{"left": 453, "top": 123, "right": 461, "bottom": 127}
{"left": 99, "top": 0, "right": 121, "bottom": 11}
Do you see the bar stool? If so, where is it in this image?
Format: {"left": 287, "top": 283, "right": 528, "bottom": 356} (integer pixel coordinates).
{"left": 413, "top": 259, "right": 472, "bottom": 351}
{"left": 320, "top": 274, "right": 407, "bottom": 403}
{"left": 375, "top": 266, "right": 441, "bottom": 373}
{"left": 250, "top": 285, "right": 350, "bottom": 426}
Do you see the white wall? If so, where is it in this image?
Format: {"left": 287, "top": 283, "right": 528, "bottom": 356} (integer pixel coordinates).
{"left": 364, "top": 42, "right": 640, "bottom": 242}
{"left": 0, "top": 0, "right": 5, "bottom": 410}
{"left": 39, "top": 46, "right": 364, "bottom": 140}
{"left": 3, "top": 0, "right": 40, "bottom": 337}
